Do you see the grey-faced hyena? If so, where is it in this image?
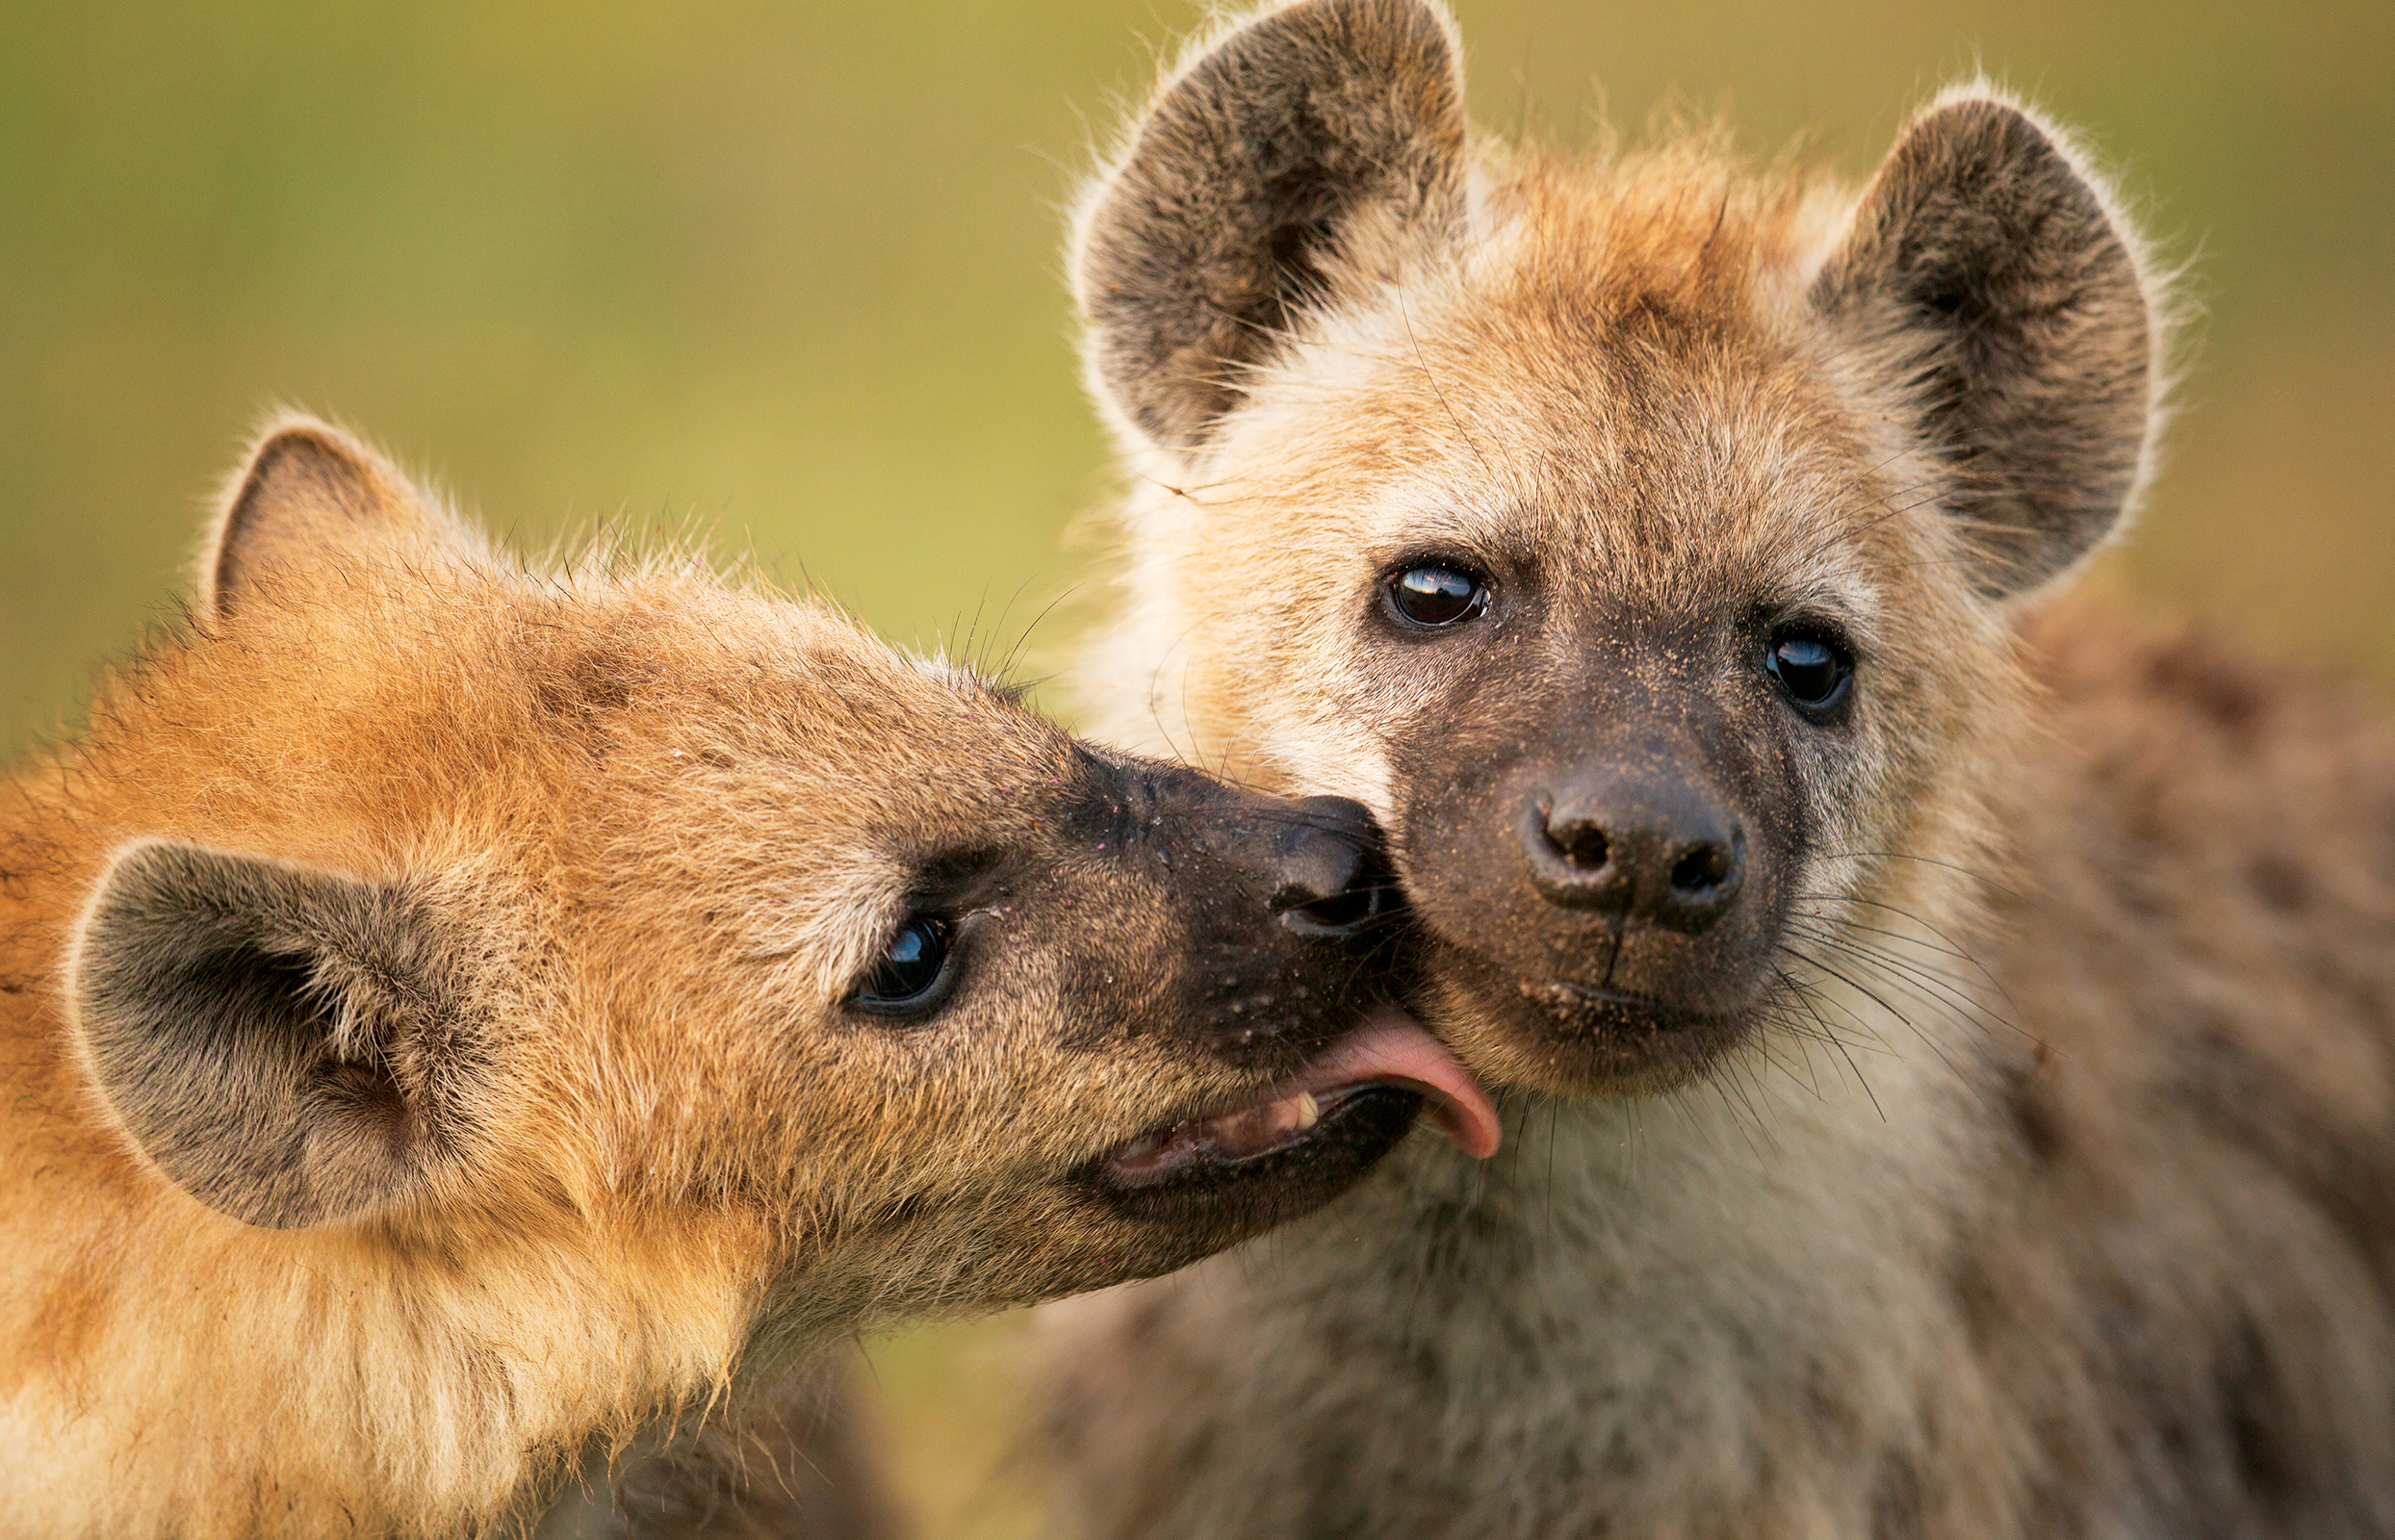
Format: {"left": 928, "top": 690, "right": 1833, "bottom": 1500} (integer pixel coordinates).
{"left": 0, "top": 416, "right": 1497, "bottom": 1537}
{"left": 1040, "top": 1, "right": 2395, "bottom": 1535}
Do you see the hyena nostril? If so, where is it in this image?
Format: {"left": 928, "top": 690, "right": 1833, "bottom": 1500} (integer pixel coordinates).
{"left": 1669, "top": 836, "right": 1737, "bottom": 895}
{"left": 1525, "top": 778, "right": 1743, "bottom": 928}
{"left": 1527, "top": 790, "right": 1614, "bottom": 875}
{"left": 1267, "top": 796, "right": 1393, "bottom": 938}
{"left": 1655, "top": 824, "right": 1745, "bottom": 934}
{"left": 1279, "top": 881, "right": 1386, "bottom": 937}
{"left": 1546, "top": 815, "right": 1610, "bottom": 872}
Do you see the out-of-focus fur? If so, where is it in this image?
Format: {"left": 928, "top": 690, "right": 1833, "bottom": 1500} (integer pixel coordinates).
{"left": 1039, "top": 2, "right": 2395, "bottom": 1535}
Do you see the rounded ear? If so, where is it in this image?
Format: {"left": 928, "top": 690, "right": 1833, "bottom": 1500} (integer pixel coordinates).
{"left": 68, "top": 839, "right": 487, "bottom": 1228}
{"left": 1811, "top": 93, "right": 2160, "bottom": 599}
{"left": 201, "top": 414, "right": 469, "bottom": 624}
{"left": 1073, "top": 0, "right": 1469, "bottom": 453}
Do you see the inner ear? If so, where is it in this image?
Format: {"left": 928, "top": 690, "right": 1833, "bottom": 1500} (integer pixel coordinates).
{"left": 202, "top": 415, "right": 464, "bottom": 623}
{"left": 1811, "top": 94, "right": 2157, "bottom": 599}
{"left": 1073, "top": 0, "right": 1469, "bottom": 451}
{"left": 70, "top": 839, "right": 483, "bottom": 1228}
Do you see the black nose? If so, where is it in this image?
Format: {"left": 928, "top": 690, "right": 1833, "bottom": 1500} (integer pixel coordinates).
{"left": 1268, "top": 796, "right": 1395, "bottom": 938}
{"left": 1522, "top": 771, "right": 1744, "bottom": 933}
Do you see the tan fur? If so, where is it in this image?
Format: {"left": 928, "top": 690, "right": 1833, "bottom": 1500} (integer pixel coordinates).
{"left": 0, "top": 415, "right": 1419, "bottom": 1536}
{"left": 1039, "top": 2, "right": 2395, "bottom": 1534}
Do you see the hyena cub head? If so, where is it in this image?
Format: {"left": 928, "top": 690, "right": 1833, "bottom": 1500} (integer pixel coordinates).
{"left": 1074, "top": 0, "right": 2160, "bottom": 1095}
{"left": 64, "top": 417, "right": 1492, "bottom": 1320}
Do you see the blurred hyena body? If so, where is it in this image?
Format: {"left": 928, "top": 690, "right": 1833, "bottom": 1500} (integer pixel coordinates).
{"left": 1040, "top": 1, "right": 2395, "bottom": 1535}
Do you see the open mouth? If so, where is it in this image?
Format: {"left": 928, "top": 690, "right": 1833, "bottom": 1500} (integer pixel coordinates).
{"left": 1100, "top": 1012, "right": 1501, "bottom": 1191}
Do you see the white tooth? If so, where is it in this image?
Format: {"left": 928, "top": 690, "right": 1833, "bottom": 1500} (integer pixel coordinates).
{"left": 1291, "top": 1091, "right": 1321, "bottom": 1132}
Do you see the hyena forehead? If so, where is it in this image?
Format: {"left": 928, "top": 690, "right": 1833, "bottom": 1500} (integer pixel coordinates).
{"left": 1082, "top": 0, "right": 2161, "bottom": 610}
{"left": 1259, "top": 367, "right": 1898, "bottom": 613}
{"left": 514, "top": 603, "right": 1086, "bottom": 998}
{"left": 178, "top": 425, "right": 1080, "bottom": 1009}
{"left": 1196, "top": 167, "right": 1954, "bottom": 615}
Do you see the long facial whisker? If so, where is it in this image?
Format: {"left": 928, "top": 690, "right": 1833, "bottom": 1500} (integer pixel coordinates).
{"left": 1768, "top": 963, "right": 1899, "bottom": 1057}
{"left": 1793, "top": 911, "right": 1977, "bottom": 967}
{"left": 1772, "top": 942, "right": 1995, "bottom": 1116}
{"left": 1767, "top": 964, "right": 1887, "bottom": 1122}
{"left": 1783, "top": 925, "right": 2014, "bottom": 1045}
{"left": 1747, "top": 1024, "right": 1826, "bottom": 1102}
{"left": 1782, "top": 918, "right": 1997, "bottom": 1011}
{"left": 1787, "top": 887, "right": 2022, "bottom": 995}
{"left": 1785, "top": 893, "right": 2028, "bottom": 1025}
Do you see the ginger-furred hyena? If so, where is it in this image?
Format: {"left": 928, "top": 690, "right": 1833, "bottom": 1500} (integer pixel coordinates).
{"left": 0, "top": 415, "right": 1502, "bottom": 1539}
{"left": 1039, "top": 1, "right": 2395, "bottom": 1535}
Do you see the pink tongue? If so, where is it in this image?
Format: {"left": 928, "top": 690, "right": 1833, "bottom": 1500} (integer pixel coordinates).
{"left": 1302, "top": 1011, "right": 1502, "bottom": 1159}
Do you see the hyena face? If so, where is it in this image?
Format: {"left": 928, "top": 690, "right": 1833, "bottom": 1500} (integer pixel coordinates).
{"left": 62, "top": 418, "right": 1496, "bottom": 1322}
{"left": 1073, "top": 0, "right": 2156, "bottom": 1096}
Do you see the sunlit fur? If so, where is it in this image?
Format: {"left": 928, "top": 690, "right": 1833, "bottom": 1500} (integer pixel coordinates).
{"left": 0, "top": 416, "right": 1386, "bottom": 1538}
{"left": 1040, "top": 2, "right": 2395, "bottom": 1535}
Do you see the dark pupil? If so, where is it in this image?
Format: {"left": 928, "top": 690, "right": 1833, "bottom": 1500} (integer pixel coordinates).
{"left": 865, "top": 917, "right": 947, "bottom": 1002}
{"left": 1772, "top": 636, "right": 1843, "bottom": 704}
{"left": 1393, "top": 566, "right": 1481, "bottom": 626}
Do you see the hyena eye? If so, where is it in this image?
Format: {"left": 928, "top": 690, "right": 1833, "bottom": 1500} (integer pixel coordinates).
{"left": 1385, "top": 565, "right": 1489, "bottom": 629}
{"left": 1764, "top": 629, "right": 1856, "bottom": 714}
{"left": 850, "top": 915, "right": 956, "bottom": 1016}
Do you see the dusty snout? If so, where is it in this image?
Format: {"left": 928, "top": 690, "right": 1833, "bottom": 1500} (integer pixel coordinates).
{"left": 1057, "top": 757, "right": 1497, "bottom": 1245}
{"left": 1077, "top": 762, "right": 1413, "bottom": 1070}
{"left": 1396, "top": 672, "right": 1801, "bottom": 1093}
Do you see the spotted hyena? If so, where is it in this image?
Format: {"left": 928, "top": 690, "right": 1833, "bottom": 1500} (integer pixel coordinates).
{"left": 1040, "top": 2, "right": 2395, "bottom": 1535}
{"left": 0, "top": 415, "right": 1496, "bottom": 1537}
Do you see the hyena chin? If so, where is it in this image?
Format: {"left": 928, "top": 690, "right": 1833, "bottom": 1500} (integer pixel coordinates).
{"left": 1040, "top": 1, "right": 2395, "bottom": 1536}
{"left": 0, "top": 416, "right": 1498, "bottom": 1539}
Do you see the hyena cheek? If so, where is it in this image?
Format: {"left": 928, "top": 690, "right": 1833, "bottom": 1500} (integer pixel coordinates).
{"left": 1262, "top": 729, "right": 1397, "bottom": 816}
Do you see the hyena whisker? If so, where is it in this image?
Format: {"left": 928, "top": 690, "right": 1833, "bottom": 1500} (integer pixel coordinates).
{"left": 1782, "top": 915, "right": 1994, "bottom": 1012}
{"left": 1782, "top": 926, "right": 2013, "bottom": 1045}
{"left": 1398, "top": 287, "right": 1499, "bottom": 481}
{"left": 1781, "top": 915, "right": 1993, "bottom": 996}
{"left": 1703, "top": 1062, "right": 1783, "bottom": 1162}
{"left": 1786, "top": 893, "right": 2028, "bottom": 1022}
{"left": 1790, "top": 884, "right": 2024, "bottom": 970}
{"left": 949, "top": 585, "right": 992, "bottom": 674}
{"left": 1772, "top": 942, "right": 1987, "bottom": 1108}
{"left": 1787, "top": 907, "right": 1978, "bottom": 968}
{"left": 1768, "top": 965, "right": 1902, "bottom": 1059}
{"left": 1767, "top": 970, "right": 1890, "bottom": 1121}
{"left": 1128, "top": 470, "right": 1247, "bottom": 505}
{"left": 1764, "top": 981, "right": 1894, "bottom": 1059}
{"left": 990, "top": 577, "right": 1072, "bottom": 682}
{"left": 1544, "top": 1097, "right": 1561, "bottom": 1240}
{"left": 1749, "top": 1025, "right": 1827, "bottom": 1102}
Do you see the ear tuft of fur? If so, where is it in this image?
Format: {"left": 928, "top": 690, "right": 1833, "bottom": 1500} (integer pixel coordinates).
{"left": 1072, "top": 0, "right": 1469, "bottom": 453}
{"left": 1812, "top": 90, "right": 2162, "bottom": 598}
{"left": 69, "top": 838, "right": 484, "bottom": 1229}
{"left": 202, "top": 413, "right": 457, "bottom": 623}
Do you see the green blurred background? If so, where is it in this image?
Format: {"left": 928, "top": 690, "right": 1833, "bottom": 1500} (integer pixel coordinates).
{"left": 4, "top": 1, "right": 2388, "bottom": 1533}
